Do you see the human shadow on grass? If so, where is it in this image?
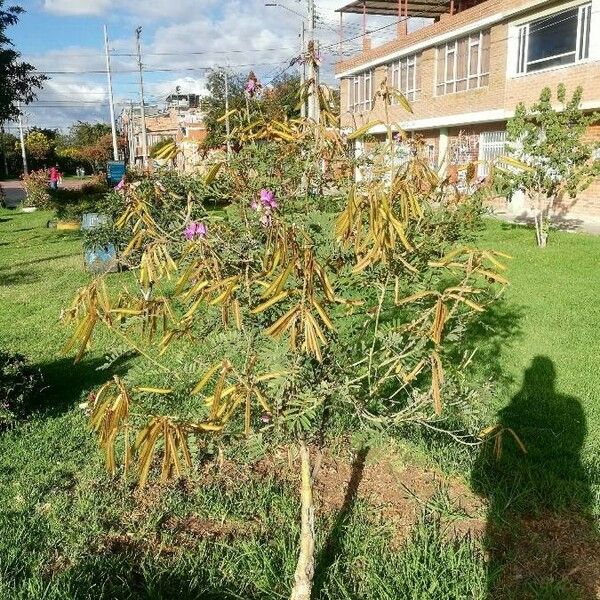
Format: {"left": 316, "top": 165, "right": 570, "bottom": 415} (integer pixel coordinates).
{"left": 472, "top": 356, "right": 599, "bottom": 599}
{"left": 312, "top": 447, "right": 369, "bottom": 598}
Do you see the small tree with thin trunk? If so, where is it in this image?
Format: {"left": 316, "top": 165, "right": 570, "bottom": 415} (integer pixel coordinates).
{"left": 63, "top": 87, "right": 508, "bottom": 599}
{"left": 500, "top": 85, "right": 600, "bottom": 247}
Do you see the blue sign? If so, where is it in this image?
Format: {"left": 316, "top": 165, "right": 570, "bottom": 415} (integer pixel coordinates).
{"left": 107, "top": 161, "right": 126, "bottom": 186}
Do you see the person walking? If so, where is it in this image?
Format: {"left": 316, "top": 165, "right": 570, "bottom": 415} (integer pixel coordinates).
{"left": 49, "top": 165, "right": 61, "bottom": 191}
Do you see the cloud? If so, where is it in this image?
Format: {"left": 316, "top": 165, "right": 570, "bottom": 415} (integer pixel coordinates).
{"left": 30, "top": 0, "right": 419, "bottom": 127}
{"left": 42, "top": 0, "right": 112, "bottom": 16}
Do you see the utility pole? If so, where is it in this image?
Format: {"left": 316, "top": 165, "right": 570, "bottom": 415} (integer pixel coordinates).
{"left": 300, "top": 21, "right": 306, "bottom": 118}
{"left": 223, "top": 68, "right": 232, "bottom": 161}
{"left": 17, "top": 103, "right": 28, "bottom": 176}
{"left": 128, "top": 101, "right": 135, "bottom": 166}
{"left": 306, "top": 0, "right": 320, "bottom": 123}
{"left": 104, "top": 25, "right": 119, "bottom": 161}
{"left": 135, "top": 26, "right": 149, "bottom": 167}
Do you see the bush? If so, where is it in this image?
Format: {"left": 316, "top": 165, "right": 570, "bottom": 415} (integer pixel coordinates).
{"left": 81, "top": 174, "right": 109, "bottom": 194}
{"left": 21, "top": 169, "right": 51, "bottom": 209}
{"left": 49, "top": 185, "right": 116, "bottom": 222}
{"left": 0, "top": 350, "right": 42, "bottom": 425}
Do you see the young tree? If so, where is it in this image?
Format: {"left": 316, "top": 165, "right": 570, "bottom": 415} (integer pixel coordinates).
{"left": 500, "top": 85, "right": 600, "bottom": 247}
{"left": 0, "top": 2, "right": 46, "bottom": 121}
{"left": 63, "top": 88, "right": 508, "bottom": 599}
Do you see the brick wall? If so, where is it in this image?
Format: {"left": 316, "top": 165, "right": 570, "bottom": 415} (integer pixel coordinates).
{"left": 338, "top": 0, "right": 600, "bottom": 131}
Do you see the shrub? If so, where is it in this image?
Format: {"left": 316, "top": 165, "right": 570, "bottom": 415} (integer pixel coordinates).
{"left": 21, "top": 169, "right": 51, "bottom": 209}
{"left": 0, "top": 350, "right": 42, "bottom": 425}
{"left": 63, "top": 88, "right": 507, "bottom": 599}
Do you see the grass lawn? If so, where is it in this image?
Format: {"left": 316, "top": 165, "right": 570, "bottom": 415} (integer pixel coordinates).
{"left": 0, "top": 209, "right": 599, "bottom": 599}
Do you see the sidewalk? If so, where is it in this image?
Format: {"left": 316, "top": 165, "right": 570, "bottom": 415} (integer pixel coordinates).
{"left": 490, "top": 208, "right": 600, "bottom": 235}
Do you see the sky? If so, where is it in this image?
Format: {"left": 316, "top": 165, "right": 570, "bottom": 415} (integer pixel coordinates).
{"left": 7, "top": 0, "right": 400, "bottom": 134}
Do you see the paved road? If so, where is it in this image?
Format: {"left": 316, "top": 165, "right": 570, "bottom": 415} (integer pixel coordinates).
{"left": 0, "top": 180, "right": 25, "bottom": 208}
{"left": 1, "top": 179, "right": 85, "bottom": 209}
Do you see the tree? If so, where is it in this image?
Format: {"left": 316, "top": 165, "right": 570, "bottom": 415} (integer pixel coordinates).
{"left": 58, "top": 122, "right": 122, "bottom": 173}
{"left": 0, "top": 128, "right": 18, "bottom": 177}
{"left": 201, "top": 69, "right": 250, "bottom": 149}
{"left": 499, "top": 85, "right": 600, "bottom": 247}
{"left": 67, "top": 121, "right": 112, "bottom": 148}
{"left": 63, "top": 95, "right": 508, "bottom": 598}
{"left": 202, "top": 71, "right": 305, "bottom": 149}
{"left": 0, "top": 2, "right": 46, "bottom": 122}
{"left": 24, "top": 130, "right": 51, "bottom": 162}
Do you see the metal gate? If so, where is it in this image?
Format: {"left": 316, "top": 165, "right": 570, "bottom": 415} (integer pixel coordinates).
{"left": 478, "top": 130, "right": 507, "bottom": 177}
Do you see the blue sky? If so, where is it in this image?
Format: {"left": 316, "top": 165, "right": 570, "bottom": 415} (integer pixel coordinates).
{"left": 9, "top": 0, "right": 391, "bottom": 130}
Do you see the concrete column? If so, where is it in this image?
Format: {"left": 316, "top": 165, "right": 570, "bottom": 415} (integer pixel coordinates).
{"left": 438, "top": 127, "right": 449, "bottom": 177}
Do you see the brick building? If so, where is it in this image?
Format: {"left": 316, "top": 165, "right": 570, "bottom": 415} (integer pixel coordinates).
{"left": 335, "top": 0, "right": 600, "bottom": 221}
{"left": 121, "top": 94, "right": 208, "bottom": 169}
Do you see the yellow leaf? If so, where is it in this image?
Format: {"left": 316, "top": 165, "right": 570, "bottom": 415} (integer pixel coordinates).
{"left": 251, "top": 290, "right": 289, "bottom": 314}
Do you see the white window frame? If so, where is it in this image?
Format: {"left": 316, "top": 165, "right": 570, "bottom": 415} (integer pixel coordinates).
{"left": 515, "top": 3, "right": 592, "bottom": 75}
{"left": 478, "top": 130, "right": 507, "bottom": 177}
{"left": 389, "top": 54, "right": 420, "bottom": 102}
{"left": 436, "top": 30, "right": 490, "bottom": 96}
{"left": 348, "top": 70, "right": 373, "bottom": 113}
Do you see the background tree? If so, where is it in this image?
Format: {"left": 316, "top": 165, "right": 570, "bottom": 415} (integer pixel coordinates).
{"left": 202, "top": 70, "right": 304, "bottom": 149}
{"left": 0, "top": 127, "right": 18, "bottom": 177}
{"left": 23, "top": 129, "right": 52, "bottom": 163}
{"left": 497, "top": 85, "right": 600, "bottom": 247}
{"left": 0, "top": 2, "right": 46, "bottom": 122}
{"left": 57, "top": 122, "right": 122, "bottom": 173}
{"left": 201, "top": 69, "right": 250, "bottom": 149}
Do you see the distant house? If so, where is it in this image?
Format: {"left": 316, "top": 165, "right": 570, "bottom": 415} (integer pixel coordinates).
{"left": 336, "top": 0, "right": 600, "bottom": 221}
{"left": 121, "top": 93, "right": 208, "bottom": 169}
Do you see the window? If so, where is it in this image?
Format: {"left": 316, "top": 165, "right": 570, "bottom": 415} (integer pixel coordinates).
{"left": 388, "top": 54, "right": 422, "bottom": 102}
{"left": 436, "top": 30, "right": 491, "bottom": 95}
{"left": 348, "top": 71, "right": 373, "bottom": 113}
{"left": 516, "top": 3, "right": 591, "bottom": 74}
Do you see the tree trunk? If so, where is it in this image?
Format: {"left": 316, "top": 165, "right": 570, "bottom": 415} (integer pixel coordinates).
{"left": 290, "top": 441, "right": 316, "bottom": 600}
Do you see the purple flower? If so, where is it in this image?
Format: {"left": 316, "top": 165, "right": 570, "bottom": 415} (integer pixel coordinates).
{"left": 184, "top": 221, "right": 207, "bottom": 241}
{"left": 260, "top": 412, "right": 272, "bottom": 424}
{"left": 260, "top": 188, "right": 278, "bottom": 210}
{"left": 393, "top": 132, "right": 402, "bottom": 142}
{"left": 245, "top": 79, "right": 256, "bottom": 94}
{"left": 250, "top": 189, "right": 278, "bottom": 228}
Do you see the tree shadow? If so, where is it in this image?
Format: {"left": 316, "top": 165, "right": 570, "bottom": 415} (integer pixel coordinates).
{"left": 450, "top": 296, "right": 524, "bottom": 389}
{"left": 312, "top": 447, "right": 369, "bottom": 598}
{"left": 30, "top": 355, "right": 133, "bottom": 419}
{"left": 0, "top": 268, "right": 41, "bottom": 286}
{"left": 472, "top": 356, "right": 600, "bottom": 599}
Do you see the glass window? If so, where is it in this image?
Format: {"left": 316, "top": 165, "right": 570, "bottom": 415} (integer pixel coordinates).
{"left": 348, "top": 71, "right": 373, "bottom": 113}
{"left": 388, "top": 53, "right": 421, "bottom": 102}
{"left": 516, "top": 3, "right": 591, "bottom": 74}
{"left": 436, "top": 30, "right": 490, "bottom": 95}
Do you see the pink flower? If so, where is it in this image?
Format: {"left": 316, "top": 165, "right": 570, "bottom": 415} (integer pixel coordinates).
{"left": 260, "top": 412, "right": 272, "bottom": 424}
{"left": 245, "top": 72, "right": 262, "bottom": 98}
{"left": 250, "top": 189, "right": 278, "bottom": 228}
{"left": 260, "top": 188, "right": 278, "bottom": 209}
{"left": 184, "top": 221, "right": 207, "bottom": 241}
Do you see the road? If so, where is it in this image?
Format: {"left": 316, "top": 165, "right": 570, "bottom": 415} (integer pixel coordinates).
{"left": 1, "top": 179, "right": 84, "bottom": 208}
{"left": 0, "top": 180, "right": 26, "bottom": 208}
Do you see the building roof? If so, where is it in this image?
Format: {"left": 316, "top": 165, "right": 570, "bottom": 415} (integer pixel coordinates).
{"left": 336, "top": 0, "right": 453, "bottom": 18}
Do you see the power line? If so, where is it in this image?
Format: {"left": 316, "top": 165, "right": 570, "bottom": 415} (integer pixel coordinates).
{"left": 35, "top": 60, "right": 288, "bottom": 75}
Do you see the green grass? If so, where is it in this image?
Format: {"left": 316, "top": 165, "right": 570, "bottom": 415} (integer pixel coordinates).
{"left": 1, "top": 209, "right": 599, "bottom": 599}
